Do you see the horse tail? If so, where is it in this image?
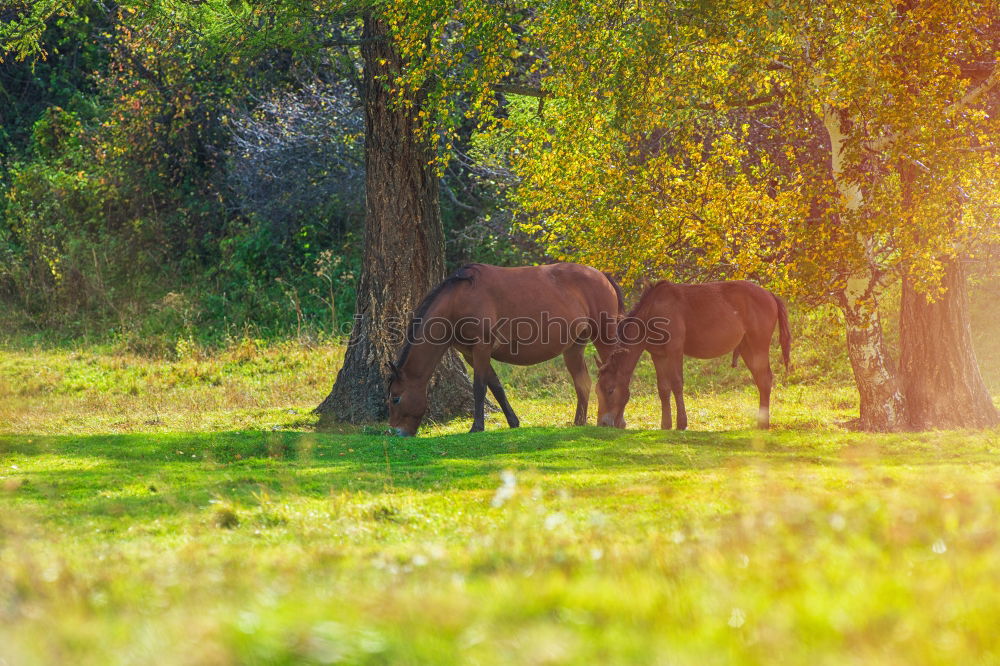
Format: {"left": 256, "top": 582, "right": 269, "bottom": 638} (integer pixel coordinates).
{"left": 772, "top": 292, "right": 791, "bottom": 370}
{"left": 602, "top": 272, "right": 625, "bottom": 316}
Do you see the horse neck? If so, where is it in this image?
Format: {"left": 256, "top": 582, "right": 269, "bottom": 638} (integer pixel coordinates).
{"left": 399, "top": 338, "right": 450, "bottom": 385}
{"left": 616, "top": 343, "right": 644, "bottom": 384}
{"left": 399, "top": 301, "right": 452, "bottom": 385}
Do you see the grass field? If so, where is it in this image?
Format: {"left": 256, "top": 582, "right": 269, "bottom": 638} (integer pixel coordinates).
{"left": 2, "top": 307, "right": 1000, "bottom": 665}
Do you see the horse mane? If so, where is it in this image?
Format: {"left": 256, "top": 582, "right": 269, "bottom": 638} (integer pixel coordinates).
{"left": 602, "top": 272, "right": 625, "bottom": 316}
{"left": 393, "top": 264, "right": 480, "bottom": 371}
{"left": 597, "top": 280, "right": 670, "bottom": 379}
{"left": 624, "top": 280, "right": 670, "bottom": 319}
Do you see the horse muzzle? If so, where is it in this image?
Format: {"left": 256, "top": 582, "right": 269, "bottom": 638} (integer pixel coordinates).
{"left": 392, "top": 427, "right": 413, "bottom": 437}
{"left": 598, "top": 413, "right": 618, "bottom": 428}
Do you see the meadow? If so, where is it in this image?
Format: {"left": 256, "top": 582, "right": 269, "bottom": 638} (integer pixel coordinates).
{"left": 2, "top": 306, "right": 999, "bottom": 665}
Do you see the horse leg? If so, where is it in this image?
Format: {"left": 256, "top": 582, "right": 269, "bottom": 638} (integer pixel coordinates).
{"left": 672, "top": 354, "right": 687, "bottom": 430}
{"left": 563, "top": 343, "right": 592, "bottom": 426}
{"left": 469, "top": 346, "right": 491, "bottom": 433}
{"left": 741, "top": 344, "right": 773, "bottom": 429}
{"left": 650, "top": 352, "right": 674, "bottom": 430}
{"left": 484, "top": 363, "right": 520, "bottom": 428}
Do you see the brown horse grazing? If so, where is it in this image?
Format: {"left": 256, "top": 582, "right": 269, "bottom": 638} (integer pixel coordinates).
{"left": 596, "top": 280, "right": 791, "bottom": 430}
{"left": 387, "top": 263, "right": 624, "bottom": 436}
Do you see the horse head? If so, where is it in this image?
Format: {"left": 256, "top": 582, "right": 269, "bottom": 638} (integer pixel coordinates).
{"left": 596, "top": 345, "right": 629, "bottom": 428}
{"left": 386, "top": 361, "right": 427, "bottom": 436}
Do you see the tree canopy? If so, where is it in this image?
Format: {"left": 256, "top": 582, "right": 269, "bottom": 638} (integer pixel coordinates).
{"left": 502, "top": 1, "right": 999, "bottom": 299}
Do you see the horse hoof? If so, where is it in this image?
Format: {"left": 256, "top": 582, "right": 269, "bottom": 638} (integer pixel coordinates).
{"left": 469, "top": 425, "right": 484, "bottom": 433}
{"left": 508, "top": 419, "right": 520, "bottom": 429}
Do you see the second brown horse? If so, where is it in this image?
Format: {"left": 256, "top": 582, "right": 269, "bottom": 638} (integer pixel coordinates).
{"left": 388, "top": 263, "right": 624, "bottom": 436}
{"left": 596, "top": 280, "right": 791, "bottom": 430}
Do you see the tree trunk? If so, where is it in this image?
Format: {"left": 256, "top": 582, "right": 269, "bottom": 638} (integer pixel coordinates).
{"left": 900, "top": 259, "right": 998, "bottom": 430}
{"left": 838, "top": 285, "right": 908, "bottom": 432}
{"left": 315, "top": 12, "right": 473, "bottom": 425}
{"left": 822, "top": 105, "right": 907, "bottom": 432}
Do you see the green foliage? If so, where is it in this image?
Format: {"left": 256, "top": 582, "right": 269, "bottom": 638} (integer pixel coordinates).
{"left": 0, "top": 0, "right": 535, "bottom": 342}
{"left": 0, "top": 7, "right": 108, "bottom": 151}
{"left": 1, "top": 9, "right": 236, "bottom": 328}
{"left": 205, "top": 228, "right": 364, "bottom": 340}
{"left": 0, "top": 0, "right": 93, "bottom": 63}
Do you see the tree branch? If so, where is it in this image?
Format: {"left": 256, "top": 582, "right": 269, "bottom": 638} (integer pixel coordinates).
{"left": 948, "top": 62, "right": 1000, "bottom": 117}
{"left": 692, "top": 91, "right": 779, "bottom": 111}
{"left": 322, "top": 37, "right": 384, "bottom": 47}
{"left": 442, "top": 181, "right": 478, "bottom": 212}
{"left": 495, "top": 82, "right": 779, "bottom": 112}
{"left": 869, "top": 61, "right": 1000, "bottom": 153}
{"left": 494, "top": 83, "right": 548, "bottom": 98}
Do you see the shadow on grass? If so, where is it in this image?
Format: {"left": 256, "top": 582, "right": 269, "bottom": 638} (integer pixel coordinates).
{"left": 2, "top": 426, "right": 996, "bottom": 526}
{"left": 2, "top": 426, "right": 823, "bottom": 466}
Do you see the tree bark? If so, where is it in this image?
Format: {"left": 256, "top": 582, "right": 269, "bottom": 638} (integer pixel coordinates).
{"left": 315, "top": 11, "right": 473, "bottom": 425}
{"left": 838, "top": 285, "right": 908, "bottom": 432}
{"left": 822, "top": 105, "right": 907, "bottom": 432}
{"left": 900, "top": 259, "right": 998, "bottom": 429}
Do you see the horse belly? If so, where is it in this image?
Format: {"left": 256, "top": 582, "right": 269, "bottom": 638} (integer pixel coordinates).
{"left": 491, "top": 340, "right": 569, "bottom": 366}
{"left": 682, "top": 311, "right": 745, "bottom": 359}
{"left": 467, "top": 304, "right": 587, "bottom": 366}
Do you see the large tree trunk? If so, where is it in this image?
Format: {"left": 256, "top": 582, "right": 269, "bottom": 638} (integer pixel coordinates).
{"left": 838, "top": 285, "right": 908, "bottom": 432}
{"left": 900, "top": 259, "right": 998, "bottom": 430}
{"left": 315, "top": 12, "right": 473, "bottom": 425}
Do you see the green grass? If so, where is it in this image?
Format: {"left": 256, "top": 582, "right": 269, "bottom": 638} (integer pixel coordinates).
{"left": 2, "top": 319, "right": 1000, "bottom": 665}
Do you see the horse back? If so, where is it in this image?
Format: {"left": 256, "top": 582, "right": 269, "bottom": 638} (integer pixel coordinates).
{"left": 716, "top": 280, "right": 779, "bottom": 333}
{"left": 448, "top": 263, "right": 619, "bottom": 322}
{"left": 641, "top": 281, "right": 777, "bottom": 358}
{"left": 441, "top": 263, "right": 621, "bottom": 364}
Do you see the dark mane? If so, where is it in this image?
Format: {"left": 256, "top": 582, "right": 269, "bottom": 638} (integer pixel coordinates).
{"left": 602, "top": 272, "right": 625, "bottom": 316}
{"left": 624, "top": 280, "right": 670, "bottom": 319}
{"left": 394, "top": 264, "right": 480, "bottom": 370}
